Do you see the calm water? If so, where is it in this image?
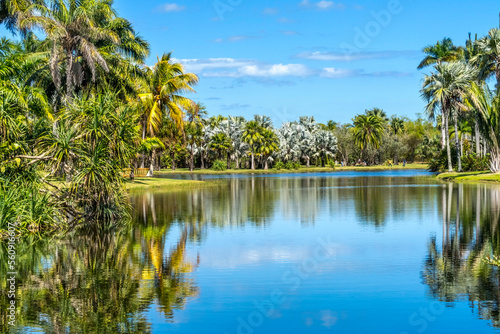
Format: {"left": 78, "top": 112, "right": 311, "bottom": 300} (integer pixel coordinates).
{"left": 2, "top": 170, "right": 500, "bottom": 333}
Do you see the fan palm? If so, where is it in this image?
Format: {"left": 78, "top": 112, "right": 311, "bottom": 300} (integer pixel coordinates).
{"left": 417, "top": 37, "right": 463, "bottom": 70}
{"left": 472, "top": 28, "right": 500, "bottom": 89}
{"left": 421, "top": 62, "right": 476, "bottom": 171}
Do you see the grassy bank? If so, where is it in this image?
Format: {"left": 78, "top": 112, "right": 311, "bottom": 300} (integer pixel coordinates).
{"left": 156, "top": 163, "right": 428, "bottom": 175}
{"left": 436, "top": 171, "right": 500, "bottom": 183}
{"left": 125, "top": 177, "right": 206, "bottom": 192}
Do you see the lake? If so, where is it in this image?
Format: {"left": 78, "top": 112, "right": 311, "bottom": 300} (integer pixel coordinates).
{"left": 2, "top": 170, "right": 500, "bottom": 333}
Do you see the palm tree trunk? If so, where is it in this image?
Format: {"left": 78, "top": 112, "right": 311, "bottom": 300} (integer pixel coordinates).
{"left": 140, "top": 125, "right": 146, "bottom": 168}
{"left": 251, "top": 148, "right": 255, "bottom": 170}
{"left": 189, "top": 144, "right": 194, "bottom": 171}
{"left": 66, "top": 51, "right": 74, "bottom": 98}
{"left": 264, "top": 157, "right": 269, "bottom": 170}
{"left": 171, "top": 152, "right": 176, "bottom": 170}
{"left": 445, "top": 112, "right": 453, "bottom": 172}
{"left": 475, "top": 114, "right": 481, "bottom": 156}
{"left": 321, "top": 152, "right": 326, "bottom": 167}
{"left": 201, "top": 151, "right": 205, "bottom": 169}
{"left": 441, "top": 112, "right": 446, "bottom": 150}
{"left": 306, "top": 156, "right": 310, "bottom": 167}
{"left": 453, "top": 112, "right": 462, "bottom": 172}
{"left": 235, "top": 156, "right": 240, "bottom": 169}
{"left": 227, "top": 152, "right": 231, "bottom": 169}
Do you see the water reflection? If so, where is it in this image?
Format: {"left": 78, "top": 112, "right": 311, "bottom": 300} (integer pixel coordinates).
{"left": 3, "top": 175, "right": 500, "bottom": 332}
{"left": 0, "top": 222, "right": 198, "bottom": 332}
{"left": 423, "top": 183, "right": 500, "bottom": 328}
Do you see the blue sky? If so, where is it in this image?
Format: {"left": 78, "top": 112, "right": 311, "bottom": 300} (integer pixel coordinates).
{"left": 5, "top": 0, "right": 500, "bottom": 124}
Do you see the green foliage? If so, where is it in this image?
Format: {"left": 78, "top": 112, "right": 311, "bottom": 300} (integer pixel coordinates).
{"left": 293, "top": 162, "right": 301, "bottom": 170}
{"left": 285, "top": 161, "right": 294, "bottom": 170}
{"left": 328, "top": 160, "right": 336, "bottom": 169}
{"left": 461, "top": 153, "right": 490, "bottom": 172}
{"left": 428, "top": 149, "right": 458, "bottom": 172}
{"left": 211, "top": 160, "right": 227, "bottom": 171}
{"left": 274, "top": 161, "right": 285, "bottom": 170}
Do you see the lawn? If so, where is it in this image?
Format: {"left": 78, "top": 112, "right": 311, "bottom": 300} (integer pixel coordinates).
{"left": 436, "top": 171, "right": 500, "bottom": 183}
{"left": 124, "top": 177, "right": 206, "bottom": 192}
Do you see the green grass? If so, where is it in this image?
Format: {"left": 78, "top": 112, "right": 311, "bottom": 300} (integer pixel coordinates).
{"left": 157, "top": 163, "right": 428, "bottom": 175}
{"left": 436, "top": 171, "right": 500, "bottom": 183}
{"left": 124, "top": 177, "right": 206, "bottom": 192}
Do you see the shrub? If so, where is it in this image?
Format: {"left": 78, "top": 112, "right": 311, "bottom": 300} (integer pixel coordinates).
{"left": 211, "top": 160, "right": 227, "bottom": 171}
{"left": 328, "top": 160, "right": 336, "bottom": 169}
{"left": 428, "top": 149, "right": 458, "bottom": 172}
{"left": 275, "top": 161, "right": 285, "bottom": 170}
{"left": 461, "top": 153, "right": 490, "bottom": 172}
{"left": 285, "top": 161, "right": 294, "bottom": 170}
{"left": 293, "top": 162, "right": 301, "bottom": 170}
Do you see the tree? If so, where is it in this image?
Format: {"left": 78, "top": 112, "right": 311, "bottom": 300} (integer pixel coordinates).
{"left": 19, "top": 0, "right": 121, "bottom": 99}
{"left": 313, "top": 130, "right": 337, "bottom": 167}
{"left": 138, "top": 52, "right": 198, "bottom": 138}
{"left": 417, "top": 37, "right": 463, "bottom": 70}
{"left": 185, "top": 102, "right": 206, "bottom": 171}
{"left": 472, "top": 28, "right": 500, "bottom": 89}
{"left": 421, "top": 62, "right": 476, "bottom": 171}
{"left": 352, "top": 114, "right": 385, "bottom": 163}
{"left": 259, "top": 128, "right": 279, "bottom": 170}
{"left": 242, "top": 121, "right": 263, "bottom": 170}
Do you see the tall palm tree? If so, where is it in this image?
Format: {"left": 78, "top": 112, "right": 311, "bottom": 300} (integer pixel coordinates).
{"left": 472, "top": 28, "right": 500, "bottom": 89}
{"left": 421, "top": 62, "right": 476, "bottom": 172}
{"left": 365, "top": 108, "right": 389, "bottom": 123}
{"left": 138, "top": 52, "right": 198, "bottom": 139}
{"left": 417, "top": 37, "right": 463, "bottom": 70}
{"left": 259, "top": 128, "right": 279, "bottom": 170}
{"left": 352, "top": 114, "right": 385, "bottom": 162}
{"left": 242, "top": 120, "right": 263, "bottom": 170}
{"left": 19, "top": 0, "right": 121, "bottom": 99}
{"left": 210, "top": 132, "right": 231, "bottom": 161}
{"left": 185, "top": 102, "right": 206, "bottom": 171}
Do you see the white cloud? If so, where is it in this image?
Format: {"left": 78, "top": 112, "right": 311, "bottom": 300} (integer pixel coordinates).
{"left": 173, "top": 58, "right": 255, "bottom": 72}
{"left": 158, "top": 3, "right": 185, "bottom": 12}
{"left": 321, "top": 67, "right": 356, "bottom": 78}
{"left": 300, "top": 0, "right": 344, "bottom": 10}
{"left": 297, "top": 50, "right": 419, "bottom": 62}
{"left": 205, "top": 63, "right": 313, "bottom": 78}
{"left": 173, "top": 57, "right": 410, "bottom": 81}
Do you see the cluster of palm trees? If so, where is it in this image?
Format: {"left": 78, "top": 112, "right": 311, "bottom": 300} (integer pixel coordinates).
{"left": 0, "top": 0, "right": 201, "bottom": 229}
{"left": 167, "top": 114, "right": 337, "bottom": 171}
{"left": 420, "top": 28, "right": 500, "bottom": 172}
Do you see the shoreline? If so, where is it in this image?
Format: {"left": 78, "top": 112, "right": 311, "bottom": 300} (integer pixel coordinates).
{"left": 435, "top": 171, "right": 500, "bottom": 184}
{"left": 154, "top": 163, "right": 429, "bottom": 176}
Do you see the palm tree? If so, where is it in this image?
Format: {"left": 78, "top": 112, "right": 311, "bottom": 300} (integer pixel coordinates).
{"left": 417, "top": 37, "right": 463, "bottom": 70}
{"left": 352, "top": 114, "right": 385, "bottom": 163}
{"left": 259, "top": 128, "right": 279, "bottom": 170}
{"left": 19, "top": 0, "right": 121, "bottom": 99}
{"left": 421, "top": 62, "right": 476, "bottom": 171}
{"left": 313, "top": 130, "right": 337, "bottom": 167}
{"left": 242, "top": 121, "right": 263, "bottom": 170}
{"left": 389, "top": 117, "right": 405, "bottom": 135}
{"left": 138, "top": 52, "right": 198, "bottom": 138}
{"left": 185, "top": 103, "right": 206, "bottom": 171}
{"left": 472, "top": 28, "right": 500, "bottom": 89}
{"left": 210, "top": 132, "right": 231, "bottom": 161}
{"left": 365, "top": 108, "right": 389, "bottom": 123}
